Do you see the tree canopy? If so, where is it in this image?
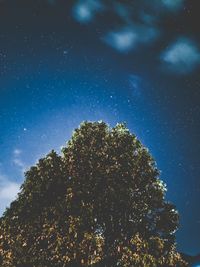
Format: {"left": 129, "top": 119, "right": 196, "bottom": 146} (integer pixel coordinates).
{"left": 0, "top": 121, "right": 187, "bottom": 266}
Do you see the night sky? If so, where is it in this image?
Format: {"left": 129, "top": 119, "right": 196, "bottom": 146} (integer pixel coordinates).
{"left": 0, "top": 0, "right": 200, "bottom": 256}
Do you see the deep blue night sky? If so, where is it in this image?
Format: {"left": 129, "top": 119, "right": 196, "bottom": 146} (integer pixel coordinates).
{"left": 0, "top": 0, "right": 200, "bottom": 255}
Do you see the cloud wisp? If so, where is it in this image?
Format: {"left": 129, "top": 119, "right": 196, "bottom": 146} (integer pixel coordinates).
{"left": 129, "top": 74, "right": 143, "bottom": 99}
{"left": 0, "top": 148, "right": 26, "bottom": 215}
{"left": 13, "top": 148, "right": 27, "bottom": 174}
{"left": 161, "top": 0, "right": 184, "bottom": 11}
{"left": 161, "top": 37, "right": 200, "bottom": 74}
{"left": 0, "top": 172, "right": 21, "bottom": 215}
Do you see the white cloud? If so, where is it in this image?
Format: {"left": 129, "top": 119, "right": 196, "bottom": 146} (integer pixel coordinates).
{"left": 104, "top": 29, "right": 137, "bottom": 52}
{"left": 0, "top": 173, "right": 21, "bottom": 215}
{"left": 0, "top": 182, "right": 20, "bottom": 200}
{"left": 103, "top": 25, "right": 158, "bottom": 53}
{"left": 72, "top": 0, "right": 103, "bottom": 23}
{"left": 161, "top": 38, "right": 200, "bottom": 74}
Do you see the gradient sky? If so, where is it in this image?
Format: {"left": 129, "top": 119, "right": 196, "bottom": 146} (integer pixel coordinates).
{"left": 0, "top": 0, "right": 200, "bottom": 255}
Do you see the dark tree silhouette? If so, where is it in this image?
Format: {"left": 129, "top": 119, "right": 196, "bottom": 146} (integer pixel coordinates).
{"left": 0, "top": 121, "right": 187, "bottom": 267}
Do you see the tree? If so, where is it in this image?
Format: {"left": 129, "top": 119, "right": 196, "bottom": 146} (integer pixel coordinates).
{"left": 0, "top": 121, "right": 187, "bottom": 266}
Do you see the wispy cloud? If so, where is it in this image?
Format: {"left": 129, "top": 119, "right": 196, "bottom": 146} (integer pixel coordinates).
{"left": 129, "top": 74, "right": 143, "bottom": 99}
{"left": 161, "top": 0, "right": 184, "bottom": 10}
{"left": 0, "top": 172, "right": 20, "bottom": 215}
{"left": 137, "top": 0, "right": 185, "bottom": 13}
{"left": 13, "top": 148, "right": 27, "bottom": 174}
{"left": 71, "top": 0, "right": 199, "bottom": 75}
{"left": 13, "top": 148, "right": 22, "bottom": 156}
{"left": 0, "top": 149, "right": 25, "bottom": 215}
{"left": 161, "top": 37, "right": 200, "bottom": 74}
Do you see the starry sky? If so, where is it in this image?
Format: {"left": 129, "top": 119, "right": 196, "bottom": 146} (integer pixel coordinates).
{"left": 0, "top": 0, "right": 200, "bottom": 256}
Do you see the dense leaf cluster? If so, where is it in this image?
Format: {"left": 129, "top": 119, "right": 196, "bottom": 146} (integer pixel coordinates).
{"left": 0, "top": 121, "right": 187, "bottom": 266}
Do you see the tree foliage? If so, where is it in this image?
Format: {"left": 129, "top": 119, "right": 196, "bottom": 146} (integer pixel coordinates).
{"left": 0, "top": 121, "right": 187, "bottom": 266}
